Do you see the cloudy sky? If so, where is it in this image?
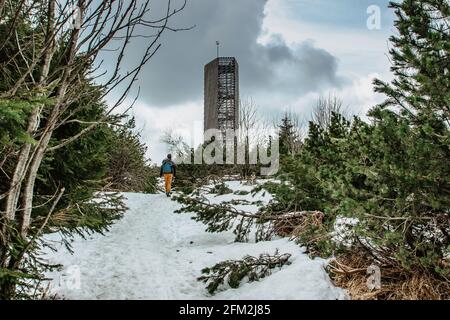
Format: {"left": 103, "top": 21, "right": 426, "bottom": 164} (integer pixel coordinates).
{"left": 109, "top": 0, "right": 396, "bottom": 162}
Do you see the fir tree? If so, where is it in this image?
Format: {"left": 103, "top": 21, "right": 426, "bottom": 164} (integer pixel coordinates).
{"left": 277, "top": 113, "right": 299, "bottom": 156}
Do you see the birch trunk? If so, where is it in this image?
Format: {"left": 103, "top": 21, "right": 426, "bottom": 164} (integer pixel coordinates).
{"left": 2, "top": 0, "right": 56, "bottom": 238}
{"left": 19, "top": 2, "right": 80, "bottom": 236}
{"left": 3, "top": 108, "right": 40, "bottom": 221}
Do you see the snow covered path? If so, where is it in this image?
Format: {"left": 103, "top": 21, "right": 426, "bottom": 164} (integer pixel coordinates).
{"left": 43, "top": 184, "right": 347, "bottom": 300}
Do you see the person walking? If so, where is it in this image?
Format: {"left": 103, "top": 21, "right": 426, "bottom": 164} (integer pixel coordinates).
{"left": 160, "top": 154, "right": 176, "bottom": 197}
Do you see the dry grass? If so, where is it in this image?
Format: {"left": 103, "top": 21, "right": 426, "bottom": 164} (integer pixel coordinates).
{"left": 274, "top": 211, "right": 324, "bottom": 238}
{"left": 274, "top": 211, "right": 450, "bottom": 300}
{"left": 328, "top": 252, "right": 450, "bottom": 300}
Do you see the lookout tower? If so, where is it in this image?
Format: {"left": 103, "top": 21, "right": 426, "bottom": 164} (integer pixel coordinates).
{"left": 204, "top": 57, "right": 239, "bottom": 137}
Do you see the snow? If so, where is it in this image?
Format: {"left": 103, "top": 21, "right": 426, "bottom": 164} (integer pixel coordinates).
{"left": 333, "top": 216, "right": 359, "bottom": 246}
{"left": 41, "top": 180, "right": 347, "bottom": 300}
{"left": 197, "top": 180, "right": 273, "bottom": 213}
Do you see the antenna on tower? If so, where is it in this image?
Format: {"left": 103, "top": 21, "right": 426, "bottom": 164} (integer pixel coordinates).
{"left": 216, "top": 41, "right": 220, "bottom": 58}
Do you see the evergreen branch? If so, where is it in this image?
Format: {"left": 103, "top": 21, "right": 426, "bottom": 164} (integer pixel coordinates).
{"left": 198, "top": 250, "right": 292, "bottom": 294}
{"left": 174, "top": 192, "right": 324, "bottom": 242}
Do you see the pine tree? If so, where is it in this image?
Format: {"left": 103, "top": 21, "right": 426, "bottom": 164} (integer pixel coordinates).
{"left": 373, "top": 0, "right": 449, "bottom": 123}
{"left": 355, "top": 0, "right": 450, "bottom": 277}
{"left": 277, "top": 113, "right": 299, "bottom": 156}
{"left": 269, "top": 1, "right": 449, "bottom": 279}
{"left": 306, "top": 0, "right": 450, "bottom": 280}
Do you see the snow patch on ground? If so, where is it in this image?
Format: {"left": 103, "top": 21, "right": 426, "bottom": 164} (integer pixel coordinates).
{"left": 41, "top": 181, "right": 347, "bottom": 300}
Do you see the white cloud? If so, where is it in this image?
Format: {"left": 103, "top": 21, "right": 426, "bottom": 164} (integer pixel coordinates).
{"left": 256, "top": 0, "right": 394, "bottom": 121}
{"left": 260, "top": 0, "right": 393, "bottom": 75}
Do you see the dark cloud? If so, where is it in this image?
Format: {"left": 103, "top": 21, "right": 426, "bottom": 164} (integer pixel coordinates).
{"left": 115, "top": 0, "right": 344, "bottom": 107}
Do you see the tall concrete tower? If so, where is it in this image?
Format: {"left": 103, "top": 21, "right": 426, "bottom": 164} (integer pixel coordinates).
{"left": 204, "top": 57, "right": 239, "bottom": 137}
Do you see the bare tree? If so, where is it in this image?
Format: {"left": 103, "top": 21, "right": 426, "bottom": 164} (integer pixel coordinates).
{"left": 239, "top": 98, "right": 271, "bottom": 147}
{"left": 0, "top": 0, "right": 189, "bottom": 298}
{"left": 237, "top": 98, "right": 273, "bottom": 177}
{"left": 160, "top": 129, "right": 191, "bottom": 161}
{"left": 311, "top": 94, "right": 349, "bottom": 129}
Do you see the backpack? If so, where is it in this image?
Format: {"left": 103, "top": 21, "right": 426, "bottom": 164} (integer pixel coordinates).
{"left": 162, "top": 161, "right": 173, "bottom": 173}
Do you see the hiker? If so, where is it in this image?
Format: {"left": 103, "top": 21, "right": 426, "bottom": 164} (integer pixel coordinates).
{"left": 160, "top": 154, "right": 176, "bottom": 196}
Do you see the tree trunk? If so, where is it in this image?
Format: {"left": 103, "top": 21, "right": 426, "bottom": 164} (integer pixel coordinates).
{"left": 3, "top": 0, "right": 55, "bottom": 224}
{"left": 19, "top": 130, "right": 52, "bottom": 236}
{"left": 1, "top": 106, "right": 41, "bottom": 267}
{"left": 19, "top": 4, "right": 79, "bottom": 235}
{"left": 0, "top": 280, "right": 16, "bottom": 300}
{"left": 4, "top": 107, "right": 41, "bottom": 221}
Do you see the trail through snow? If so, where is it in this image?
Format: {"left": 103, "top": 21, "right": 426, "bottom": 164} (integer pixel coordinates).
{"left": 42, "top": 181, "right": 347, "bottom": 300}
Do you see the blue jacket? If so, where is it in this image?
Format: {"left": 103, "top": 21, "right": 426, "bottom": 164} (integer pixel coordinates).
{"left": 160, "top": 158, "right": 176, "bottom": 176}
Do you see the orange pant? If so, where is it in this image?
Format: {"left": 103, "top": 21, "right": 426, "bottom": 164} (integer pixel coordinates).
{"left": 164, "top": 173, "right": 173, "bottom": 193}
